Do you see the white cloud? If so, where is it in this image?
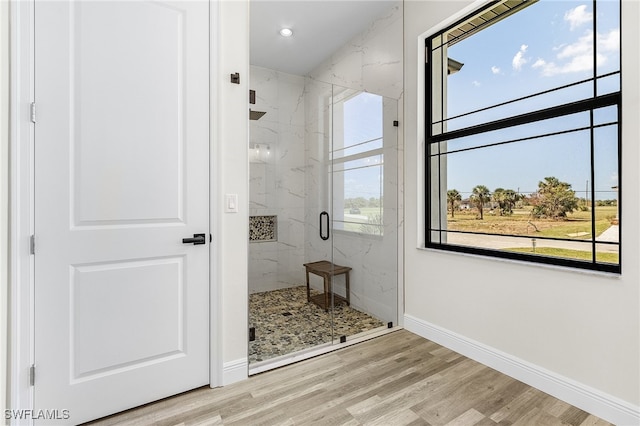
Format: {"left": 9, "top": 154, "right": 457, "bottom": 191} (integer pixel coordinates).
{"left": 512, "top": 44, "right": 528, "bottom": 71}
{"left": 557, "top": 31, "right": 592, "bottom": 60}
{"left": 599, "top": 28, "right": 620, "bottom": 52}
{"left": 532, "top": 58, "right": 546, "bottom": 69}
{"left": 533, "top": 28, "right": 619, "bottom": 77}
{"left": 491, "top": 66, "right": 501, "bottom": 74}
{"left": 472, "top": 80, "right": 481, "bottom": 87}
{"left": 564, "top": 5, "right": 593, "bottom": 31}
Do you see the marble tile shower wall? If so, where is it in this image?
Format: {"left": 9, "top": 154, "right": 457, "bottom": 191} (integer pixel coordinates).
{"left": 307, "top": 2, "right": 403, "bottom": 100}
{"left": 249, "top": 66, "right": 306, "bottom": 294}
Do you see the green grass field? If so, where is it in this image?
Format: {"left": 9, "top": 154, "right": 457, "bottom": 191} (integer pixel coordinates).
{"left": 505, "top": 247, "right": 619, "bottom": 264}
{"left": 448, "top": 206, "right": 619, "bottom": 264}
{"left": 342, "top": 207, "right": 383, "bottom": 234}
{"left": 448, "top": 206, "right": 617, "bottom": 239}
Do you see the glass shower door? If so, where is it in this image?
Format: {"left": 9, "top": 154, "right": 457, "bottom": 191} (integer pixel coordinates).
{"left": 329, "top": 87, "right": 399, "bottom": 344}
{"left": 301, "top": 79, "right": 337, "bottom": 350}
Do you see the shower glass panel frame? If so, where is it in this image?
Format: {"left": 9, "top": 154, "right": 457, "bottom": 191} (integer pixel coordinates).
{"left": 248, "top": 73, "right": 398, "bottom": 368}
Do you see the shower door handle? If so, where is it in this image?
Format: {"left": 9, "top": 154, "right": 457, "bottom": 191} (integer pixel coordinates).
{"left": 319, "top": 211, "right": 330, "bottom": 241}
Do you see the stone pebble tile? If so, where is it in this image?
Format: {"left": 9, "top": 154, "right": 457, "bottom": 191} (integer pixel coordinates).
{"left": 249, "top": 286, "right": 385, "bottom": 363}
{"left": 249, "top": 215, "right": 277, "bottom": 241}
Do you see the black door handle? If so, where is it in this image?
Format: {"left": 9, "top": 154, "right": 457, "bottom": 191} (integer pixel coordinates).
{"left": 182, "top": 233, "right": 206, "bottom": 245}
{"left": 319, "top": 211, "right": 329, "bottom": 241}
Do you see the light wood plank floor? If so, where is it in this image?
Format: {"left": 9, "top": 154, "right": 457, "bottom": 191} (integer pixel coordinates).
{"left": 87, "top": 330, "right": 612, "bottom": 426}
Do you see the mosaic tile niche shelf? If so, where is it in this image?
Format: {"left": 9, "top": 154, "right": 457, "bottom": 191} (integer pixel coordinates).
{"left": 249, "top": 215, "right": 277, "bottom": 242}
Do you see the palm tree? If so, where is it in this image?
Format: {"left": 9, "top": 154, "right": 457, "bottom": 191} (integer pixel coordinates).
{"left": 447, "top": 189, "right": 461, "bottom": 218}
{"left": 471, "top": 185, "right": 491, "bottom": 220}
{"left": 493, "top": 187, "right": 521, "bottom": 216}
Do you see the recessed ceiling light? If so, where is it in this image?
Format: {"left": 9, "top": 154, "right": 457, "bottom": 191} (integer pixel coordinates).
{"left": 279, "top": 28, "right": 293, "bottom": 37}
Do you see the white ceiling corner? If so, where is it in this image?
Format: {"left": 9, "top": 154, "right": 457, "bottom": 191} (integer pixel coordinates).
{"left": 250, "top": 0, "right": 398, "bottom": 76}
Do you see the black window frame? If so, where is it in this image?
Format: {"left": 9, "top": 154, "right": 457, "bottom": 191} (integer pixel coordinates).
{"left": 425, "top": 0, "right": 622, "bottom": 274}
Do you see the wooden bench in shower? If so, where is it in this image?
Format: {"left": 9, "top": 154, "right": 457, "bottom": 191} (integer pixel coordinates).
{"left": 303, "top": 260, "right": 351, "bottom": 311}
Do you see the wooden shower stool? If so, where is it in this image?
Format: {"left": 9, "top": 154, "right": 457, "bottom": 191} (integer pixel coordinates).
{"left": 303, "top": 261, "right": 351, "bottom": 311}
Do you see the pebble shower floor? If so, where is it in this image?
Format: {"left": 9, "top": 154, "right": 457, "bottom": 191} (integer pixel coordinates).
{"left": 249, "top": 286, "right": 385, "bottom": 363}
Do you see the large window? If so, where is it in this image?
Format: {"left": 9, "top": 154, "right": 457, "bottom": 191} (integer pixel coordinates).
{"left": 426, "top": 0, "right": 621, "bottom": 273}
{"left": 333, "top": 91, "right": 384, "bottom": 236}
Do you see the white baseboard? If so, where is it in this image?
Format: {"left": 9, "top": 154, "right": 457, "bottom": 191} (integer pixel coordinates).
{"left": 222, "top": 358, "right": 248, "bottom": 386}
{"left": 404, "top": 314, "right": 640, "bottom": 426}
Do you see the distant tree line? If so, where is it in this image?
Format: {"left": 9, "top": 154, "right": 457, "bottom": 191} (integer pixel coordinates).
{"left": 345, "top": 197, "right": 382, "bottom": 208}
{"left": 448, "top": 177, "right": 588, "bottom": 220}
{"left": 594, "top": 199, "right": 617, "bottom": 207}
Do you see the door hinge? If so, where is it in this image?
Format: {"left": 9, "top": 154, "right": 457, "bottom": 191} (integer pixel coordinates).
{"left": 29, "top": 365, "right": 35, "bottom": 386}
{"left": 30, "top": 235, "right": 35, "bottom": 255}
{"left": 30, "top": 102, "right": 36, "bottom": 123}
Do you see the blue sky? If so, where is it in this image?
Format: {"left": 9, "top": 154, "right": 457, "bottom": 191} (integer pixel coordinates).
{"left": 339, "top": 93, "right": 384, "bottom": 200}
{"left": 443, "top": 0, "right": 620, "bottom": 199}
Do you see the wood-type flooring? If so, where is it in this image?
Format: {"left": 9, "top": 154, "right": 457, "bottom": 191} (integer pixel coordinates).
{"left": 88, "top": 330, "right": 612, "bottom": 426}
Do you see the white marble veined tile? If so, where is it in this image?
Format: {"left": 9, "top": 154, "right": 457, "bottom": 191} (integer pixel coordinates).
{"left": 276, "top": 169, "right": 305, "bottom": 201}
{"left": 307, "top": 3, "right": 401, "bottom": 97}
{"left": 305, "top": 235, "right": 331, "bottom": 260}
{"left": 248, "top": 257, "right": 277, "bottom": 278}
{"left": 249, "top": 167, "right": 266, "bottom": 209}
{"left": 309, "top": 43, "right": 365, "bottom": 91}
{"left": 359, "top": 4, "right": 402, "bottom": 45}
{"left": 276, "top": 216, "right": 305, "bottom": 248}
{"left": 249, "top": 242, "right": 279, "bottom": 259}
{"left": 275, "top": 128, "right": 305, "bottom": 166}
{"left": 250, "top": 121, "right": 278, "bottom": 146}
{"left": 283, "top": 206, "right": 305, "bottom": 223}
{"left": 278, "top": 74, "right": 305, "bottom": 126}
{"left": 249, "top": 278, "right": 290, "bottom": 294}
{"left": 248, "top": 208, "right": 278, "bottom": 218}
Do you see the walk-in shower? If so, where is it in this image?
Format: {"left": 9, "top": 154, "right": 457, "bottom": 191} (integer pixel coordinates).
{"left": 248, "top": 0, "right": 403, "bottom": 371}
{"left": 248, "top": 71, "right": 400, "bottom": 368}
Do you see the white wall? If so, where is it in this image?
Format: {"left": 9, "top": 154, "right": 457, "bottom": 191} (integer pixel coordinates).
{"left": 1, "top": 0, "right": 10, "bottom": 417}
{"left": 403, "top": 0, "right": 639, "bottom": 422}
{"left": 216, "top": 0, "right": 250, "bottom": 384}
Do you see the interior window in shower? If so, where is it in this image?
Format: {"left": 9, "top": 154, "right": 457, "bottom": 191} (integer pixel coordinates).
{"left": 332, "top": 92, "right": 384, "bottom": 236}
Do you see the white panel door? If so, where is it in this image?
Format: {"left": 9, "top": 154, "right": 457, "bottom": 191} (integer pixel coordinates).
{"left": 34, "top": 1, "right": 210, "bottom": 424}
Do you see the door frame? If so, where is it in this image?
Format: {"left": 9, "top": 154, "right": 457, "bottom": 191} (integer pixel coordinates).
{"left": 8, "top": 1, "right": 223, "bottom": 421}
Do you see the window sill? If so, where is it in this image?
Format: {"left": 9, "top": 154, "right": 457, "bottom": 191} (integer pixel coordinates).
{"left": 416, "top": 245, "right": 622, "bottom": 279}
{"left": 333, "top": 229, "right": 384, "bottom": 241}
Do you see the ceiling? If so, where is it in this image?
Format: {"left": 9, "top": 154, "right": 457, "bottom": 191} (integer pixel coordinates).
{"left": 250, "top": 0, "right": 397, "bottom": 76}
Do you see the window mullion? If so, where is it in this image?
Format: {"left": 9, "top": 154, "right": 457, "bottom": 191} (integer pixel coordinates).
{"left": 429, "top": 93, "right": 620, "bottom": 145}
